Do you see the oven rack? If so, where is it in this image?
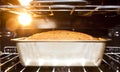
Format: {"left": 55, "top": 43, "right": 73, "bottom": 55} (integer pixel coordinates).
{"left": 0, "top": 46, "right": 120, "bottom": 72}
{"left": 0, "top": 4, "right": 120, "bottom": 15}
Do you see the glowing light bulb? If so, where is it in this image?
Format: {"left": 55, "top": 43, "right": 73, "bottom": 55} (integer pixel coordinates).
{"left": 18, "top": 13, "right": 32, "bottom": 26}
{"left": 18, "top": 0, "right": 32, "bottom": 6}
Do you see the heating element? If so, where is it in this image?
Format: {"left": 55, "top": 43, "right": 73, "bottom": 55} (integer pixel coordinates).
{"left": 0, "top": 1, "right": 120, "bottom": 17}
{"left": 0, "top": 46, "right": 120, "bottom": 72}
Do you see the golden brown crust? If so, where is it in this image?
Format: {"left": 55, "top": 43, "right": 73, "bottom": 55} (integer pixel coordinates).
{"left": 25, "top": 30, "right": 102, "bottom": 40}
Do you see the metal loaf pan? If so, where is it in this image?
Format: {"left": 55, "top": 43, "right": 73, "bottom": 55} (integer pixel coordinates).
{"left": 12, "top": 38, "right": 109, "bottom": 66}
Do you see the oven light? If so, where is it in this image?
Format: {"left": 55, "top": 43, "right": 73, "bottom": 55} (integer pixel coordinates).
{"left": 18, "top": 13, "right": 32, "bottom": 26}
{"left": 18, "top": 0, "right": 32, "bottom": 6}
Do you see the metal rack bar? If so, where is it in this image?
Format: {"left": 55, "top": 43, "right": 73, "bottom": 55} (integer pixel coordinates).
{"left": 102, "top": 56, "right": 119, "bottom": 72}
{"left": 105, "top": 54, "right": 120, "bottom": 64}
{"left": 30, "top": 0, "right": 87, "bottom": 3}
{"left": 49, "top": 6, "right": 54, "bottom": 16}
{"left": 5, "top": 62, "right": 20, "bottom": 72}
{"left": 67, "top": 67, "right": 71, "bottom": 72}
{"left": 106, "top": 46, "right": 120, "bottom": 48}
{"left": 36, "top": 67, "right": 41, "bottom": 72}
{"left": 0, "top": 55, "right": 18, "bottom": 66}
{"left": 4, "top": 46, "right": 17, "bottom": 53}
{"left": 1, "top": 59, "right": 119, "bottom": 72}
{"left": 102, "top": 59, "right": 115, "bottom": 70}
{"left": 83, "top": 67, "right": 87, "bottom": 72}
{"left": 29, "top": 5, "right": 120, "bottom": 11}
{"left": 97, "top": 67, "right": 103, "bottom": 72}
{"left": 20, "top": 67, "right": 26, "bottom": 72}
{"left": 0, "top": 5, "right": 120, "bottom": 12}
{"left": 52, "top": 67, "right": 55, "bottom": 72}
{"left": 0, "top": 5, "right": 25, "bottom": 8}
{"left": 105, "top": 53, "right": 120, "bottom": 54}
{"left": 0, "top": 54, "right": 12, "bottom": 60}
{"left": 115, "top": 54, "right": 120, "bottom": 58}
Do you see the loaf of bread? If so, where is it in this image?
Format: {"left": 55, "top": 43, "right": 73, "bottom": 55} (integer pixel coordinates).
{"left": 25, "top": 30, "right": 103, "bottom": 40}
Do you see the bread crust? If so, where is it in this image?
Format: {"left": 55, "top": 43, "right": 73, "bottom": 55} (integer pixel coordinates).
{"left": 25, "top": 30, "right": 102, "bottom": 40}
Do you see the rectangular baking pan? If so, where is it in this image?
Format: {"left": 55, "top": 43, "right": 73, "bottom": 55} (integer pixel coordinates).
{"left": 12, "top": 38, "right": 109, "bottom": 66}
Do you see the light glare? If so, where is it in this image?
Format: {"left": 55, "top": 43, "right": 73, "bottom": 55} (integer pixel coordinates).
{"left": 25, "top": 59, "right": 31, "bottom": 65}
{"left": 79, "top": 58, "right": 87, "bottom": 66}
{"left": 38, "top": 58, "right": 45, "bottom": 66}
{"left": 19, "top": 0, "right": 32, "bottom": 6}
{"left": 18, "top": 13, "right": 32, "bottom": 26}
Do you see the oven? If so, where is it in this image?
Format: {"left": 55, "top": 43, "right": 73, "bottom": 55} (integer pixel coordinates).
{"left": 0, "top": 0, "right": 120, "bottom": 72}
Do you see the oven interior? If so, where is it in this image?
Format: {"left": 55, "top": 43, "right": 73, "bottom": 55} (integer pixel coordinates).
{"left": 0, "top": 0, "right": 120, "bottom": 72}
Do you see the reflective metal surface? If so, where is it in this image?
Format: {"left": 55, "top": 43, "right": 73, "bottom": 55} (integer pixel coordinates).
{"left": 0, "top": 46, "right": 120, "bottom": 72}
